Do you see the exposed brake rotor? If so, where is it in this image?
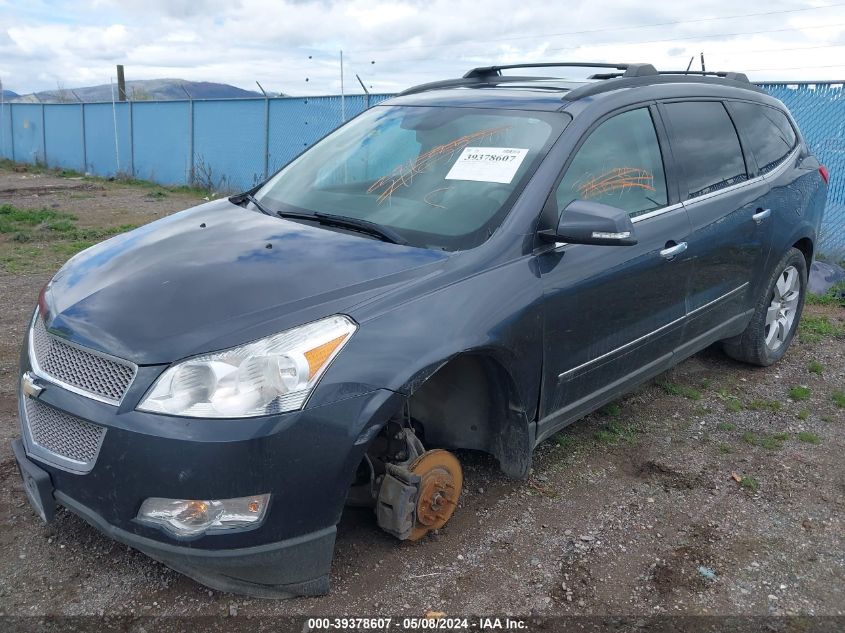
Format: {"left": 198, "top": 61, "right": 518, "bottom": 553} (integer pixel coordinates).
{"left": 407, "top": 449, "right": 463, "bottom": 541}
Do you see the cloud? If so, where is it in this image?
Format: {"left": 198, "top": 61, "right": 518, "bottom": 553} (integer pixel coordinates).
{"left": 1, "top": 0, "right": 844, "bottom": 95}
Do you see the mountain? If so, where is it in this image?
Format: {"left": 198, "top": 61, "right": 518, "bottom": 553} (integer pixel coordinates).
{"left": 12, "top": 79, "right": 263, "bottom": 103}
{"left": 1, "top": 89, "right": 18, "bottom": 101}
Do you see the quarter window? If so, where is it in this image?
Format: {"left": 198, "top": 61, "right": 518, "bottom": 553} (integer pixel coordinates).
{"left": 555, "top": 108, "right": 668, "bottom": 218}
{"left": 663, "top": 101, "right": 748, "bottom": 199}
{"left": 730, "top": 102, "right": 797, "bottom": 174}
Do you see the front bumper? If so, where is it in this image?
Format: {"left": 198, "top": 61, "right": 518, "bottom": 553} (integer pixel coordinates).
{"left": 13, "top": 438, "right": 336, "bottom": 597}
{"left": 14, "top": 340, "right": 402, "bottom": 597}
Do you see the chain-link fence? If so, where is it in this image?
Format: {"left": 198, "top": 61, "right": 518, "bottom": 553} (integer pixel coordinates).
{"left": 0, "top": 85, "right": 842, "bottom": 256}
{"left": 0, "top": 94, "right": 392, "bottom": 192}
{"left": 759, "top": 82, "right": 844, "bottom": 258}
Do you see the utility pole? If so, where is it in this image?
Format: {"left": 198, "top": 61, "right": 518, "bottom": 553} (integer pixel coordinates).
{"left": 116, "top": 65, "right": 127, "bottom": 101}
{"left": 700, "top": 52, "right": 706, "bottom": 73}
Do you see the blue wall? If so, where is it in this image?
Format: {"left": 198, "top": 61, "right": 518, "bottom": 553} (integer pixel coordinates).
{"left": 44, "top": 104, "right": 84, "bottom": 170}
{"left": 83, "top": 102, "right": 132, "bottom": 176}
{"left": 0, "top": 87, "right": 842, "bottom": 255}
{"left": 132, "top": 101, "right": 190, "bottom": 184}
{"left": 10, "top": 103, "right": 44, "bottom": 163}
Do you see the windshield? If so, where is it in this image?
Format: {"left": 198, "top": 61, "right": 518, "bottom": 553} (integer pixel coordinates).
{"left": 255, "top": 105, "right": 566, "bottom": 250}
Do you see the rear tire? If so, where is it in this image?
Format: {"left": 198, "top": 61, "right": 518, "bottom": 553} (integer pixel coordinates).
{"left": 723, "top": 247, "right": 807, "bottom": 366}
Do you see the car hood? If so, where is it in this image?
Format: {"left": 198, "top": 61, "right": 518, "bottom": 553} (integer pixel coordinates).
{"left": 40, "top": 199, "right": 450, "bottom": 364}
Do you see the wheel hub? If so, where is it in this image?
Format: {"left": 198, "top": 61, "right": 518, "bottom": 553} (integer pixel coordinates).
{"left": 407, "top": 449, "right": 463, "bottom": 541}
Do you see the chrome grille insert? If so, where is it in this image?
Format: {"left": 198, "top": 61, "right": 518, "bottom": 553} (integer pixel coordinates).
{"left": 22, "top": 397, "right": 106, "bottom": 474}
{"left": 30, "top": 315, "right": 136, "bottom": 405}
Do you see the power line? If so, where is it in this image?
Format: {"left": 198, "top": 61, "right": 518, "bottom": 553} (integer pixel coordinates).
{"left": 345, "top": 2, "right": 845, "bottom": 54}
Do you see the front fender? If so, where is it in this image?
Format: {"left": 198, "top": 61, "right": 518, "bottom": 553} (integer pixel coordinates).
{"left": 308, "top": 254, "right": 545, "bottom": 423}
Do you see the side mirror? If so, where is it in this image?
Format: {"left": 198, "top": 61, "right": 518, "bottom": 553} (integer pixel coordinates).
{"left": 539, "top": 199, "right": 638, "bottom": 246}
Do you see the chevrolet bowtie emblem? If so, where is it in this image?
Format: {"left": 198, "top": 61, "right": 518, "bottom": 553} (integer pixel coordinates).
{"left": 21, "top": 372, "right": 44, "bottom": 399}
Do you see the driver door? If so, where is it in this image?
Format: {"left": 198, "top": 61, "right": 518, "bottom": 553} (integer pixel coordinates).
{"left": 536, "top": 105, "right": 692, "bottom": 440}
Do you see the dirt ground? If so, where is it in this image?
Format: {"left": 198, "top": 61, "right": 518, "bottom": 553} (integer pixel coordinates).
{"left": 0, "top": 166, "right": 843, "bottom": 620}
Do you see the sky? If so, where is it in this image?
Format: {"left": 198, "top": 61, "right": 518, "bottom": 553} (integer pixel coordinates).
{"left": 1, "top": 0, "right": 844, "bottom": 96}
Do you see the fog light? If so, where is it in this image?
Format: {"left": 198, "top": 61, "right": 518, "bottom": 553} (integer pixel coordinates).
{"left": 137, "top": 494, "right": 270, "bottom": 537}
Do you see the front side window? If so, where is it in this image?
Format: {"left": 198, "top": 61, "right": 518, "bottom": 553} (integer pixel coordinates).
{"left": 555, "top": 108, "right": 668, "bottom": 218}
{"left": 663, "top": 101, "right": 748, "bottom": 199}
{"left": 256, "top": 105, "right": 566, "bottom": 250}
{"left": 730, "top": 102, "right": 797, "bottom": 174}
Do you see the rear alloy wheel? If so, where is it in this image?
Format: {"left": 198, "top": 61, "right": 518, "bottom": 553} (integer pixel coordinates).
{"left": 723, "top": 247, "right": 808, "bottom": 366}
{"left": 764, "top": 265, "right": 801, "bottom": 351}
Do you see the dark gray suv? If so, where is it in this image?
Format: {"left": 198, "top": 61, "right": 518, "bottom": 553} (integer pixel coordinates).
{"left": 12, "top": 62, "right": 829, "bottom": 597}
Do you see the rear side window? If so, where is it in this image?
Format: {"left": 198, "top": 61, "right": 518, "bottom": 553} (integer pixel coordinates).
{"left": 555, "top": 108, "right": 668, "bottom": 218}
{"left": 730, "top": 102, "right": 797, "bottom": 174}
{"left": 663, "top": 101, "right": 748, "bottom": 199}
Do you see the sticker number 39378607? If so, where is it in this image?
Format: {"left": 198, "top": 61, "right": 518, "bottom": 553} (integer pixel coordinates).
{"left": 445, "top": 147, "right": 530, "bottom": 184}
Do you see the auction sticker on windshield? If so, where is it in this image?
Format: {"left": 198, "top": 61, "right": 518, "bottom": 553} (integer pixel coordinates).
{"left": 445, "top": 147, "right": 529, "bottom": 184}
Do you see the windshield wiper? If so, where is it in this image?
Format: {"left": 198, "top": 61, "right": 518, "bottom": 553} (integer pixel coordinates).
{"left": 230, "top": 192, "right": 274, "bottom": 216}
{"left": 277, "top": 209, "right": 409, "bottom": 246}
{"left": 232, "top": 192, "right": 408, "bottom": 245}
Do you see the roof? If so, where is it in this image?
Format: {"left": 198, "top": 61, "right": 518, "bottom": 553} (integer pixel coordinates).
{"left": 385, "top": 62, "right": 768, "bottom": 111}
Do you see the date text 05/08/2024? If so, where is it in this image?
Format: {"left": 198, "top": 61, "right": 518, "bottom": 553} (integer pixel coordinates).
{"left": 306, "top": 617, "right": 528, "bottom": 630}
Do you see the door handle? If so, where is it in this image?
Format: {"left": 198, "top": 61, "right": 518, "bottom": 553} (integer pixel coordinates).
{"left": 752, "top": 208, "right": 772, "bottom": 224}
{"left": 660, "top": 241, "right": 687, "bottom": 260}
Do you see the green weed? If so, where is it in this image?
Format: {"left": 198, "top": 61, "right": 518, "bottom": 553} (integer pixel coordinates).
{"left": 797, "top": 431, "right": 821, "bottom": 445}
{"left": 788, "top": 386, "right": 811, "bottom": 401}
{"left": 740, "top": 476, "right": 759, "bottom": 491}
{"left": 658, "top": 381, "right": 702, "bottom": 401}
{"left": 800, "top": 316, "right": 845, "bottom": 343}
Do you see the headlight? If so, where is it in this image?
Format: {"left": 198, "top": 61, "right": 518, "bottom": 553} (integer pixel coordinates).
{"left": 137, "top": 494, "right": 270, "bottom": 537}
{"left": 137, "top": 315, "right": 356, "bottom": 417}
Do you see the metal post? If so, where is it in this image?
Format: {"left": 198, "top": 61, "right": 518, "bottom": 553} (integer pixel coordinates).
{"left": 41, "top": 103, "right": 47, "bottom": 166}
{"left": 128, "top": 99, "right": 135, "bottom": 177}
{"left": 80, "top": 102, "right": 87, "bottom": 173}
{"left": 0, "top": 77, "right": 4, "bottom": 160}
{"left": 110, "top": 77, "right": 121, "bottom": 173}
{"left": 340, "top": 49, "right": 346, "bottom": 122}
{"left": 182, "top": 85, "right": 194, "bottom": 185}
{"left": 356, "top": 74, "right": 370, "bottom": 108}
{"left": 188, "top": 99, "right": 194, "bottom": 184}
{"left": 9, "top": 103, "right": 15, "bottom": 162}
{"left": 257, "top": 81, "right": 270, "bottom": 180}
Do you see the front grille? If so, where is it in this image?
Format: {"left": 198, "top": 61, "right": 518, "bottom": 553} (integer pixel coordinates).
{"left": 23, "top": 397, "right": 106, "bottom": 473}
{"left": 31, "top": 316, "right": 136, "bottom": 404}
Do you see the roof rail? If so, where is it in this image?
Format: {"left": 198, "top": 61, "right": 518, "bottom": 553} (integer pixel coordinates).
{"left": 658, "top": 70, "right": 751, "bottom": 83}
{"left": 564, "top": 72, "right": 765, "bottom": 100}
{"left": 395, "top": 62, "right": 762, "bottom": 99}
{"left": 463, "top": 62, "right": 657, "bottom": 79}
{"left": 396, "top": 75, "right": 564, "bottom": 96}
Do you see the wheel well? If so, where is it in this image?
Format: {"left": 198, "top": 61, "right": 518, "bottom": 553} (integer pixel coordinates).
{"left": 407, "top": 354, "right": 532, "bottom": 479}
{"left": 793, "top": 237, "right": 814, "bottom": 270}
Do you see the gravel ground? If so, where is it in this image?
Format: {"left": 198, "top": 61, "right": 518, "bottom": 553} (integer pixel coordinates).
{"left": 0, "top": 167, "right": 843, "bottom": 619}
